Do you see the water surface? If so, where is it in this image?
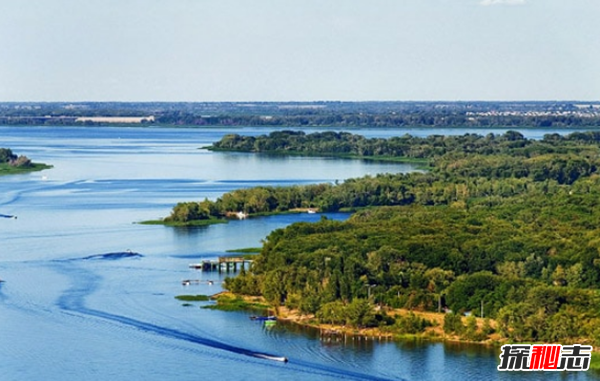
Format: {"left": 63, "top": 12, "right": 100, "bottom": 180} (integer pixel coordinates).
{"left": 0, "top": 126, "right": 596, "bottom": 381}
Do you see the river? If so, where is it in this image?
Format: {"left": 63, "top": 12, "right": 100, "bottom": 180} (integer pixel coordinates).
{"left": 0, "top": 126, "right": 597, "bottom": 381}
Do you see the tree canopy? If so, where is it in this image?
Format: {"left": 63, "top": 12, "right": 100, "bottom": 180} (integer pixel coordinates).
{"left": 194, "top": 129, "right": 600, "bottom": 345}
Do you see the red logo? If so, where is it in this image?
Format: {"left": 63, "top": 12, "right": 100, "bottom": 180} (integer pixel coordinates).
{"left": 498, "top": 344, "right": 591, "bottom": 371}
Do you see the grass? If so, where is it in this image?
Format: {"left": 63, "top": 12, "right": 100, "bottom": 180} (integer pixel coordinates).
{"left": 202, "top": 294, "right": 270, "bottom": 313}
{"left": 0, "top": 163, "right": 52, "bottom": 176}
{"left": 590, "top": 352, "right": 600, "bottom": 370}
{"left": 225, "top": 247, "right": 262, "bottom": 260}
{"left": 226, "top": 247, "right": 262, "bottom": 254}
{"left": 175, "top": 294, "right": 211, "bottom": 302}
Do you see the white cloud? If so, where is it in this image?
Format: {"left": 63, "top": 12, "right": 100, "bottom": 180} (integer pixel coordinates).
{"left": 480, "top": 0, "right": 526, "bottom": 6}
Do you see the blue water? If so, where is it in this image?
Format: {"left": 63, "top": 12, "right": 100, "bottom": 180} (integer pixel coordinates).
{"left": 0, "top": 126, "right": 597, "bottom": 381}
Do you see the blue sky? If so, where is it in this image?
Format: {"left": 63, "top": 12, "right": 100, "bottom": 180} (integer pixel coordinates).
{"left": 0, "top": 0, "right": 598, "bottom": 102}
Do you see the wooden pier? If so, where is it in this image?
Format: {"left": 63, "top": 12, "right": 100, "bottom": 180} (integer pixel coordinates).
{"left": 189, "top": 256, "right": 252, "bottom": 273}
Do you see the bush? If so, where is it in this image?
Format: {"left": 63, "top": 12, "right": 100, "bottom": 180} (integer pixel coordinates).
{"left": 444, "top": 312, "right": 464, "bottom": 335}
{"left": 395, "top": 312, "right": 432, "bottom": 334}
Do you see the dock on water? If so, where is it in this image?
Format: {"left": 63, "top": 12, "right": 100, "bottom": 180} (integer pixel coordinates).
{"left": 189, "top": 256, "right": 252, "bottom": 273}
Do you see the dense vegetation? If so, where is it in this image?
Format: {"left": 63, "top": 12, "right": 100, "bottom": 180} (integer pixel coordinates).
{"left": 167, "top": 130, "right": 600, "bottom": 223}
{"left": 1, "top": 148, "right": 31, "bottom": 167}
{"left": 0, "top": 148, "right": 50, "bottom": 176}
{"left": 182, "top": 129, "right": 600, "bottom": 345}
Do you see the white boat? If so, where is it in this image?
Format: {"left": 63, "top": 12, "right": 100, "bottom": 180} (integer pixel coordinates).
{"left": 254, "top": 353, "right": 288, "bottom": 362}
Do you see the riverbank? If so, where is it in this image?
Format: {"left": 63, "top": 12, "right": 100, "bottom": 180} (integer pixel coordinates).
{"left": 211, "top": 292, "right": 487, "bottom": 342}
{"left": 210, "top": 292, "right": 600, "bottom": 370}
{"left": 278, "top": 303, "right": 498, "bottom": 345}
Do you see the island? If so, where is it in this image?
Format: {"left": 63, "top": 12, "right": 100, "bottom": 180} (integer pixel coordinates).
{"left": 0, "top": 148, "right": 51, "bottom": 176}
{"left": 170, "top": 130, "right": 600, "bottom": 361}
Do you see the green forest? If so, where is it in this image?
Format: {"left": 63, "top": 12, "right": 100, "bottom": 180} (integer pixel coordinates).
{"left": 169, "top": 130, "right": 600, "bottom": 345}
{"left": 168, "top": 130, "right": 600, "bottom": 222}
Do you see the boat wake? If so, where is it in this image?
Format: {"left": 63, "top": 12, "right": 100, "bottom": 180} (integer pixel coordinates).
{"left": 80, "top": 251, "right": 143, "bottom": 260}
{"left": 52, "top": 261, "right": 402, "bottom": 381}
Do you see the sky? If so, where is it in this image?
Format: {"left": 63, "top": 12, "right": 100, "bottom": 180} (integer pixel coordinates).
{"left": 0, "top": 0, "right": 598, "bottom": 102}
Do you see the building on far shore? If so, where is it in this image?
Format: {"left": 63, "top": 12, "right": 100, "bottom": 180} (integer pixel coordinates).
{"left": 75, "top": 116, "right": 155, "bottom": 123}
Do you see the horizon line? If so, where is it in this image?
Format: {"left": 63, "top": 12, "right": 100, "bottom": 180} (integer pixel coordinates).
{"left": 1, "top": 100, "right": 600, "bottom": 104}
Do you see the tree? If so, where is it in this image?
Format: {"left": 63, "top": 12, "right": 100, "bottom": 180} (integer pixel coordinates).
{"left": 167, "top": 202, "right": 208, "bottom": 222}
{"left": 10, "top": 155, "right": 32, "bottom": 167}
{"left": 345, "top": 299, "right": 377, "bottom": 328}
{"left": 316, "top": 301, "right": 346, "bottom": 325}
{"left": 443, "top": 312, "right": 464, "bottom": 335}
{"left": 262, "top": 270, "right": 287, "bottom": 306}
{"left": 0, "top": 148, "right": 16, "bottom": 163}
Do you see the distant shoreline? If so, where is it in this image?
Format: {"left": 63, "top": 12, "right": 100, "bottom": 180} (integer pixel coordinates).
{"left": 2, "top": 100, "right": 600, "bottom": 128}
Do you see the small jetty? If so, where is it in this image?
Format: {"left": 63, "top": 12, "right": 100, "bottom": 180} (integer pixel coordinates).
{"left": 189, "top": 256, "right": 252, "bottom": 273}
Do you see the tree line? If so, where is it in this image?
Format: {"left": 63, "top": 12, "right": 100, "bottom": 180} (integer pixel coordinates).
{"left": 178, "top": 129, "right": 600, "bottom": 345}
{"left": 166, "top": 131, "right": 600, "bottom": 223}
{"left": 3, "top": 101, "right": 600, "bottom": 127}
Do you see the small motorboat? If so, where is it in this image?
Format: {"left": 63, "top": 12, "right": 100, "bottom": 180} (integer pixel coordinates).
{"left": 271, "top": 356, "right": 288, "bottom": 363}
{"left": 253, "top": 353, "right": 288, "bottom": 363}
{"left": 250, "top": 315, "right": 277, "bottom": 321}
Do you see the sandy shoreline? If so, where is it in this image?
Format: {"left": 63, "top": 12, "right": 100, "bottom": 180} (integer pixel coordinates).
{"left": 212, "top": 292, "right": 501, "bottom": 345}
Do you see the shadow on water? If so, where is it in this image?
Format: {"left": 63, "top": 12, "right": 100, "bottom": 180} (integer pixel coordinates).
{"left": 172, "top": 224, "right": 212, "bottom": 237}
{"left": 442, "top": 341, "right": 498, "bottom": 358}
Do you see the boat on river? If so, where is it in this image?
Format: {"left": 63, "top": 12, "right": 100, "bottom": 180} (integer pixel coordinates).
{"left": 253, "top": 353, "right": 288, "bottom": 363}
{"left": 249, "top": 315, "right": 276, "bottom": 321}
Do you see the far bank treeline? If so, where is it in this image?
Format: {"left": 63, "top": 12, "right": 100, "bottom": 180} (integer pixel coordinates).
{"left": 3, "top": 101, "right": 600, "bottom": 128}
{"left": 167, "top": 130, "right": 599, "bottom": 223}
{"left": 169, "top": 130, "right": 600, "bottom": 345}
